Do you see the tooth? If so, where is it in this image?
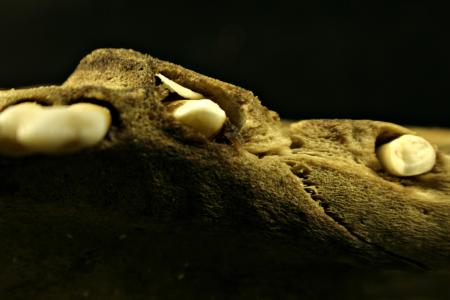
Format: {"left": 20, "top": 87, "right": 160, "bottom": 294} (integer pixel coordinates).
{"left": 18, "top": 103, "right": 111, "bottom": 153}
{"left": 0, "top": 102, "right": 111, "bottom": 156}
{"left": 376, "top": 134, "right": 436, "bottom": 176}
{"left": 0, "top": 102, "right": 43, "bottom": 156}
{"left": 156, "top": 73, "right": 204, "bottom": 100}
{"left": 166, "top": 99, "right": 226, "bottom": 139}
{"left": 0, "top": 102, "right": 42, "bottom": 137}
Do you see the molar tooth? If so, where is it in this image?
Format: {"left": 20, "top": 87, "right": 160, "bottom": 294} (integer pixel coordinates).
{"left": 0, "top": 102, "right": 111, "bottom": 156}
{"left": 18, "top": 103, "right": 111, "bottom": 153}
{"left": 166, "top": 99, "right": 226, "bottom": 139}
{"left": 0, "top": 102, "right": 43, "bottom": 156}
{"left": 0, "top": 102, "right": 42, "bottom": 138}
{"left": 156, "top": 73, "right": 204, "bottom": 100}
{"left": 376, "top": 134, "right": 436, "bottom": 177}
{"left": 67, "top": 103, "right": 112, "bottom": 146}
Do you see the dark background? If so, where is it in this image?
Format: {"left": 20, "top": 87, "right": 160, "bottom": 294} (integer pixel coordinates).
{"left": 0, "top": 0, "right": 449, "bottom": 127}
{"left": 1, "top": 2, "right": 450, "bottom": 299}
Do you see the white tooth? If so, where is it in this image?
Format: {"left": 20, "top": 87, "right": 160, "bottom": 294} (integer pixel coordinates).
{"left": 67, "top": 103, "right": 112, "bottom": 146}
{"left": 0, "top": 102, "right": 42, "bottom": 138}
{"left": 0, "top": 102, "right": 43, "bottom": 156}
{"left": 156, "top": 73, "right": 204, "bottom": 100}
{"left": 376, "top": 134, "right": 436, "bottom": 177}
{"left": 18, "top": 103, "right": 111, "bottom": 153}
{"left": 0, "top": 102, "right": 111, "bottom": 156}
{"left": 167, "top": 99, "right": 226, "bottom": 139}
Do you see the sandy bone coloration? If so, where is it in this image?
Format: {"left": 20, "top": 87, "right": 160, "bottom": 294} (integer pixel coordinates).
{"left": 0, "top": 48, "right": 450, "bottom": 298}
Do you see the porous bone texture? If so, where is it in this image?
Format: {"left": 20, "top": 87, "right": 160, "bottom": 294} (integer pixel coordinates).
{"left": 1, "top": 49, "right": 450, "bottom": 299}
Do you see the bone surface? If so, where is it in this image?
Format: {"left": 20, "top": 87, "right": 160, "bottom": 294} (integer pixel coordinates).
{"left": 166, "top": 99, "right": 226, "bottom": 138}
{"left": 156, "top": 73, "right": 204, "bottom": 100}
{"left": 376, "top": 134, "right": 436, "bottom": 176}
{"left": 0, "top": 102, "right": 111, "bottom": 156}
{"left": 2, "top": 49, "right": 450, "bottom": 300}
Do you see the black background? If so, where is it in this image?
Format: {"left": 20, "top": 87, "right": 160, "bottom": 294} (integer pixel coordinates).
{"left": 0, "top": 0, "right": 449, "bottom": 127}
{"left": 1, "top": 2, "right": 449, "bottom": 299}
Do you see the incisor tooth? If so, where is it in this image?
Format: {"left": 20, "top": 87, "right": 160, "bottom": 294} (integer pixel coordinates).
{"left": 166, "top": 99, "right": 226, "bottom": 139}
{"left": 156, "top": 73, "right": 204, "bottom": 100}
{"left": 376, "top": 134, "right": 436, "bottom": 177}
{"left": 0, "top": 102, "right": 111, "bottom": 156}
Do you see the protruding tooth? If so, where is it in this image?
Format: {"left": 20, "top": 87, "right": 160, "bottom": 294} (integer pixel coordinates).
{"left": 0, "top": 102, "right": 42, "bottom": 139}
{"left": 166, "top": 99, "right": 226, "bottom": 139}
{"left": 66, "top": 103, "right": 111, "bottom": 147}
{"left": 376, "top": 134, "right": 436, "bottom": 177}
{"left": 156, "top": 73, "right": 204, "bottom": 100}
{"left": 0, "top": 102, "right": 111, "bottom": 156}
{"left": 18, "top": 103, "right": 111, "bottom": 154}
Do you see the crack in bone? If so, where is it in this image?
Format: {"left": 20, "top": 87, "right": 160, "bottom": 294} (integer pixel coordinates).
{"left": 286, "top": 162, "right": 426, "bottom": 270}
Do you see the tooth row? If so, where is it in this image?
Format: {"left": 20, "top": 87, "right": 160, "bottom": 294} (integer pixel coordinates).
{"left": 4, "top": 76, "right": 431, "bottom": 177}
{"left": 157, "top": 73, "right": 226, "bottom": 139}
{"left": 0, "top": 102, "right": 111, "bottom": 156}
{"left": 376, "top": 134, "right": 436, "bottom": 177}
